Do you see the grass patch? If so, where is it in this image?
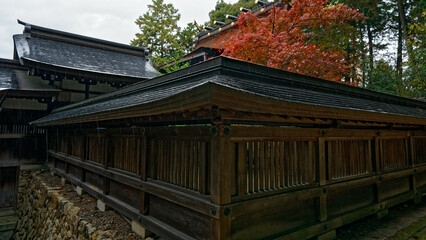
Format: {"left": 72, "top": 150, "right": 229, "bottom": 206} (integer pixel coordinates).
{"left": 392, "top": 215, "right": 426, "bottom": 240}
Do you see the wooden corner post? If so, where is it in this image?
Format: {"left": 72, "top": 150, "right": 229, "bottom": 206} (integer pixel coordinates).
{"left": 210, "top": 125, "right": 232, "bottom": 240}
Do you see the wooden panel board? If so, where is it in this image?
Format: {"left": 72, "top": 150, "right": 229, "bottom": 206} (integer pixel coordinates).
{"left": 0, "top": 167, "right": 19, "bottom": 209}
{"left": 327, "top": 185, "right": 375, "bottom": 218}
{"left": 85, "top": 170, "right": 104, "bottom": 190}
{"left": 414, "top": 137, "right": 426, "bottom": 165}
{"left": 55, "top": 159, "right": 66, "bottom": 172}
{"left": 149, "top": 195, "right": 210, "bottom": 240}
{"left": 415, "top": 173, "right": 426, "bottom": 189}
{"left": 68, "top": 163, "right": 83, "bottom": 180}
{"left": 380, "top": 176, "right": 410, "bottom": 200}
{"left": 109, "top": 179, "right": 140, "bottom": 209}
{"left": 231, "top": 198, "right": 317, "bottom": 240}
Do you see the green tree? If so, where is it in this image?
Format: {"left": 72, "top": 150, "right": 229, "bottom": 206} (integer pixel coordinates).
{"left": 208, "top": 0, "right": 258, "bottom": 26}
{"left": 177, "top": 22, "right": 199, "bottom": 55}
{"left": 332, "top": 0, "right": 390, "bottom": 74}
{"left": 365, "top": 59, "right": 407, "bottom": 96}
{"left": 131, "top": 0, "right": 182, "bottom": 68}
{"left": 405, "top": 9, "right": 425, "bottom": 98}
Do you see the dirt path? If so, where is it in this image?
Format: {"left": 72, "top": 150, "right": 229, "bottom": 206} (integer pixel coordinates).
{"left": 336, "top": 197, "right": 426, "bottom": 240}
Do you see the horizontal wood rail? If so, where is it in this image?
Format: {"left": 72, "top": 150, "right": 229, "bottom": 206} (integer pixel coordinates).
{"left": 49, "top": 151, "right": 217, "bottom": 219}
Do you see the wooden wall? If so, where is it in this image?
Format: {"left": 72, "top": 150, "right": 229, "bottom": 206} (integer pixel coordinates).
{"left": 0, "top": 166, "right": 19, "bottom": 211}
{"left": 47, "top": 125, "right": 426, "bottom": 240}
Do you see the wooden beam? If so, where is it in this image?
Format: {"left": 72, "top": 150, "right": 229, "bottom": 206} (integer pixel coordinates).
{"left": 49, "top": 151, "right": 217, "bottom": 218}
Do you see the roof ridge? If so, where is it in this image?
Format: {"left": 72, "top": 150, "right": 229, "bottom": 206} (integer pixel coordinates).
{"left": 196, "top": 1, "right": 282, "bottom": 40}
{"left": 17, "top": 19, "right": 148, "bottom": 58}
{"left": 219, "top": 57, "right": 426, "bottom": 110}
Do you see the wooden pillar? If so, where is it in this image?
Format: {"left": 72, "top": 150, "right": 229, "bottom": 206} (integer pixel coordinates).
{"left": 85, "top": 83, "right": 90, "bottom": 100}
{"left": 409, "top": 136, "right": 420, "bottom": 203}
{"left": 374, "top": 136, "right": 383, "bottom": 203}
{"left": 140, "top": 135, "right": 148, "bottom": 215}
{"left": 318, "top": 137, "right": 327, "bottom": 222}
{"left": 81, "top": 135, "right": 87, "bottom": 182}
{"left": 103, "top": 136, "right": 112, "bottom": 195}
{"left": 45, "top": 130, "right": 49, "bottom": 165}
{"left": 210, "top": 125, "right": 232, "bottom": 240}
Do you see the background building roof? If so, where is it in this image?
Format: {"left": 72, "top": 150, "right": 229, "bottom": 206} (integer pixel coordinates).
{"left": 14, "top": 20, "right": 158, "bottom": 81}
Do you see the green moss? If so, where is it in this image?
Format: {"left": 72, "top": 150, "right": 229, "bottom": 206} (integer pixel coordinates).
{"left": 392, "top": 215, "right": 426, "bottom": 240}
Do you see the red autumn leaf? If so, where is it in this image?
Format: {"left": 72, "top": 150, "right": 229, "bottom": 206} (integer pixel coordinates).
{"left": 222, "top": 0, "right": 365, "bottom": 82}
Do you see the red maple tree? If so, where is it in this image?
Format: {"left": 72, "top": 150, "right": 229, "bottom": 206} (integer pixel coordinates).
{"left": 222, "top": 0, "right": 365, "bottom": 82}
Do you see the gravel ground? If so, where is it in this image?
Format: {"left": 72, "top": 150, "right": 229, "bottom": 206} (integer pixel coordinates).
{"left": 39, "top": 171, "right": 145, "bottom": 240}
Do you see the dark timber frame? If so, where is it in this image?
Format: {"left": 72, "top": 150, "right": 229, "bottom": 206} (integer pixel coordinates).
{"left": 35, "top": 57, "right": 426, "bottom": 239}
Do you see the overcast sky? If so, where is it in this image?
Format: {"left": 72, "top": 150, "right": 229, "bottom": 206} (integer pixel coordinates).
{"left": 0, "top": 0, "right": 239, "bottom": 59}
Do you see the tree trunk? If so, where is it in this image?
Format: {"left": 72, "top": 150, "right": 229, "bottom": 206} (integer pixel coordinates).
{"left": 360, "top": 28, "right": 366, "bottom": 86}
{"left": 366, "top": 23, "right": 374, "bottom": 71}
{"left": 396, "top": 18, "right": 403, "bottom": 76}
{"left": 396, "top": 0, "right": 412, "bottom": 57}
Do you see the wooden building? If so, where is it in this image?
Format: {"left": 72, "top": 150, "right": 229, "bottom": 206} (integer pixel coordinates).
{"left": 13, "top": 20, "right": 158, "bottom": 102}
{"left": 0, "top": 19, "right": 157, "bottom": 164}
{"left": 0, "top": 20, "right": 157, "bottom": 237}
{"left": 33, "top": 57, "right": 426, "bottom": 239}
{"left": 183, "top": 1, "right": 287, "bottom": 65}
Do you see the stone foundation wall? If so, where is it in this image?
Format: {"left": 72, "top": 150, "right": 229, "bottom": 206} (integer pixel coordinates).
{"left": 13, "top": 171, "right": 112, "bottom": 240}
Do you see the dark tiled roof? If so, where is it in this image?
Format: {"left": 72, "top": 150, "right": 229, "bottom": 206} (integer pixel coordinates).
{"left": 32, "top": 57, "right": 426, "bottom": 126}
{"left": 213, "top": 76, "right": 425, "bottom": 118}
{"left": 0, "top": 67, "right": 19, "bottom": 90}
{"left": 0, "top": 58, "right": 57, "bottom": 91}
{"left": 14, "top": 35, "right": 158, "bottom": 79}
{"left": 13, "top": 20, "right": 158, "bottom": 80}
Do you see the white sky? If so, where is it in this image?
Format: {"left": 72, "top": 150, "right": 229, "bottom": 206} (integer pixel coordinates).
{"left": 0, "top": 0, "right": 239, "bottom": 59}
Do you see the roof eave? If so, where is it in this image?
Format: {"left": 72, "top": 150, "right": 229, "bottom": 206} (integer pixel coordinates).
{"left": 21, "top": 57, "right": 151, "bottom": 84}
{"left": 31, "top": 82, "right": 217, "bottom": 127}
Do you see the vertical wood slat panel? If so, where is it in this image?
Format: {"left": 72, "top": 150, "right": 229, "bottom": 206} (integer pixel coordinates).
{"left": 380, "top": 138, "right": 409, "bottom": 171}
{"left": 149, "top": 139, "right": 156, "bottom": 179}
{"left": 110, "top": 136, "right": 141, "bottom": 174}
{"left": 147, "top": 138, "right": 209, "bottom": 194}
{"left": 414, "top": 137, "right": 426, "bottom": 165}
{"left": 275, "top": 141, "right": 281, "bottom": 188}
{"left": 259, "top": 142, "right": 265, "bottom": 191}
{"left": 238, "top": 142, "right": 248, "bottom": 196}
{"left": 86, "top": 135, "right": 107, "bottom": 165}
{"left": 235, "top": 139, "right": 316, "bottom": 196}
{"left": 254, "top": 142, "right": 260, "bottom": 192}
{"left": 188, "top": 141, "right": 193, "bottom": 188}
{"left": 265, "top": 142, "right": 271, "bottom": 190}
{"left": 199, "top": 141, "right": 207, "bottom": 194}
{"left": 327, "top": 139, "right": 372, "bottom": 180}
{"left": 248, "top": 142, "right": 254, "bottom": 193}
{"left": 184, "top": 140, "right": 189, "bottom": 188}
{"left": 270, "top": 141, "right": 276, "bottom": 189}
{"left": 172, "top": 140, "right": 177, "bottom": 185}
{"left": 280, "top": 141, "right": 285, "bottom": 188}
{"left": 194, "top": 141, "right": 199, "bottom": 191}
